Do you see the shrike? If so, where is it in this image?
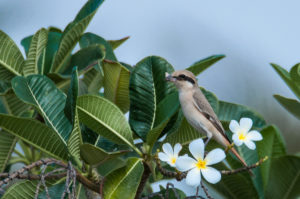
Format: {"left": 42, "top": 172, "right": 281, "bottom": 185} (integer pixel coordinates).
{"left": 166, "top": 70, "right": 250, "bottom": 169}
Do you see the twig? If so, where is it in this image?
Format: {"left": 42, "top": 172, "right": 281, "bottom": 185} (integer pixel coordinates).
{"left": 200, "top": 181, "right": 213, "bottom": 199}
{"left": 135, "top": 162, "right": 151, "bottom": 199}
{"left": 0, "top": 158, "right": 100, "bottom": 194}
{"left": 221, "top": 156, "right": 268, "bottom": 175}
{"left": 155, "top": 156, "right": 187, "bottom": 181}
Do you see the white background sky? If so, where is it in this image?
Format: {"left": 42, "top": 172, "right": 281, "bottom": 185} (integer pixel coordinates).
{"left": 1, "top": 0, "right": 300, "bottom": 152}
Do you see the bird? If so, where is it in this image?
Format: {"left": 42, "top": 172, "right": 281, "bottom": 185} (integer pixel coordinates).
{"left": 165, "top": 70, "right": 252, "bottom": 172}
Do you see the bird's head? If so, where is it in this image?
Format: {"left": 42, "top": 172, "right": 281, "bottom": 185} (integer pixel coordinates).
{"left": 165, "top": 70, "right": 198, "bottom": 90}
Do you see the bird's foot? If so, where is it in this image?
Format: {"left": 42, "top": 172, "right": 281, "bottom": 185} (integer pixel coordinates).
{"left": 204, "top": 137, "right": 211, "bottom": 147}
{"left": 225, "top": 143, "right": 235, "bottom": 153}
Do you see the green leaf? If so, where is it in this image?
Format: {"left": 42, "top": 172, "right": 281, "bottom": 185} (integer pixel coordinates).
{"left": 77, "top": 95, "right": 138, "bottom": 153}
{"left": 97, "top": 158, "right": 126, "bottom": 176}
{"left": 103, "top": 158, "right": 144, "bottom": 199}
{"left": 0, "top": 80, "right": 11, "bottom": 95}
{"left": 217, "top": 101, "right": 266, "bottom": 128}
{"left": 1, "top": 180, "right": 38, "bottom": 199}
{"left": 20, "top": 35, "right": 33, "bottom": 56}
{"left": 164, "top": 113, "right": 201, "bottom": 146}
{"left": 67, "top": 110, "right": 82, "bottom": 160}
{"left": 65, "top": 67, "right": 82, "bottom": 160}
{"left": 51, "top": 0, "right": 104, "bottom": 72}
{"left": 0, "top": 114, "right": 68, "bottom": 160}
{"left": 44, "top": 30, "right": 62, "bottom": 74}
{"left": 79, "top": 32, "right": 117, "bottom": 61}
{"left": 62, "top": 44, "right": 105, "bottom": 75}
{"left": 256, "top": 125, "right": 286, "bottom": 190}
{"left": 129, "top": 56, "right": 176, "bottom": 139}
{"left": 103, "top": 60, "right": 130, "bottom": 113}
{"left": 80, "top": 67, "right": 103, "bottom": 95}
{"left": 0, "top": 30, "right": 24, "bottom": 81}
{"left": 207, "top": 171, "right": 259, "bottom": 199}
{"left": 274, "top": 94, "right": 300, "bottom": 119}
{"left": 186, "top": 54, "right": 225, "bottom": 76}
{"left": 37, "top": 182, "right": 66, "bottom": 199}
{"left": 146, "top": 92, "right": 180, "bottom": 149}
{"left": 290, "top": 63, "right": 300, "bottom": 86}
{"left": 266, "top": 155, "right": 300, "bottom": 199}
{"left": 12, "top": 75, "right": 72, "bottom": 144}
{"left": 80, "top": 143, "right": 128, "bottom": 166}
{"left": 0, "top": 90, "right": 30, "bottom": 116}
{"left": 65, "top": 67, "right": 79, "bottom": 123}
{"left": 271, "top": 63, "right": 300, "bottom": 99}
{"left": 23, "top": 28, "right": 48, "bottom": 76}
{"left": 0, "top": 130, "right": 17, "bottom": 172}
{"left": 108, "top": 36, "right": 130, "bottom": 50}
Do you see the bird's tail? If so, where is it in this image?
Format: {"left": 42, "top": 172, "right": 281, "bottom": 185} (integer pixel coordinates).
{"left": 230, "top": 147, "right": 254, "bottom": 176}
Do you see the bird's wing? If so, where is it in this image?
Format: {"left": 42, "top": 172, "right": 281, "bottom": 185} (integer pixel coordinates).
{"left": 192, "top": 89, "right": 231, "bottom": 142}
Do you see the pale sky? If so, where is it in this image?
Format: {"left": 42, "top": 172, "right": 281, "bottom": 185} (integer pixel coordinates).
{"left": 1, "top": 0, "right": 300, "bottom": 152}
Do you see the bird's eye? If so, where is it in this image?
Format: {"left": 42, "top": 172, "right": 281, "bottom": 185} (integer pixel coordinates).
{"left": 179, "top": 74, "right": 186, "bottom": 78}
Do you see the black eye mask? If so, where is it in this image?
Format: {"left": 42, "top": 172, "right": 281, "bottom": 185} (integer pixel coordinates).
{"left": 173, "top": 74, "right": 195, "bottom": 84}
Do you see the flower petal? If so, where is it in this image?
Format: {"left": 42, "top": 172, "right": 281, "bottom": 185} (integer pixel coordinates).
{"left": 185, "top": 168, "right": 201, "bottom": 187}
{"left": 247, "top": 130, "right": 263, "bottom": 141}
{"left": 189, "top": 138, "right": 205, "bottom": 160}
{"left": 229, "top": 120, "right": 240, "bottom": 133}
{"left": 205, "top": 148, "right": 226, "bottom": 165}
{"left": 244, "top": 140, "right": 256, "bottom": 150}
{"left": 173, "top": 143, "right": 182, "bottom": 156}
{"left": 232, "top": 133, "right": 243, "bottom": 146}
{"left": 158, "top": 152, "right": 169, "bottom": 162}
{"left": 201, "top": 167, "right": 221, "bottom": 184}
{"left": 176, "top": 156, "right": 197, "bottom": 172}
{"left": 239, "top": 118, "right": 253, "bottom": 132}
{"left": 162, "top": 143, "right": 173, "bottom": 156}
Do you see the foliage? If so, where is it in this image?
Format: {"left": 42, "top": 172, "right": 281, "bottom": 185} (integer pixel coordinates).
{"left": 0, "top": 1, "right": 299, "bottom": 199}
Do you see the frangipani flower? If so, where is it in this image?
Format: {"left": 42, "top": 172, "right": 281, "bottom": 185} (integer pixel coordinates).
{"left": 176, "top": 139, "right": 225, "bottom": 186}
{"left": 158, "top": 143, "right": 182, "bottom": 167}
{"left": 229, "top": 117, "right": 263, "bottom": 150}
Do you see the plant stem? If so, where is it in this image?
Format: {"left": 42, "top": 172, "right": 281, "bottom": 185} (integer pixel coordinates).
{"left": 135, "top": 162, "right": 151, "bottom": 199}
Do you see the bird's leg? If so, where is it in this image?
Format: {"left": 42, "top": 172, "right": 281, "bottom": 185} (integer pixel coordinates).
{"left": 204, "top": 133, "right": 212, "bottom": 146}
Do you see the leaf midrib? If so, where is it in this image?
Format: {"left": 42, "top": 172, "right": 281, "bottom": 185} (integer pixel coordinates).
{"left": 149, "top": 63, "right": 156, "bottom": 130}
{"left": 77, "top": 106, "right": 134, "bottom": 148}
{"left": 283, "top": 169, "right": 300, "bottom": 199}
{"left": 0, "top": 60, "right": 21, "bottom": 76}
{"left": 25, "top": 80, "right": 67, "bottom": 145}
{"left": 107, "top": 159, "right": 140, "bottom": 199}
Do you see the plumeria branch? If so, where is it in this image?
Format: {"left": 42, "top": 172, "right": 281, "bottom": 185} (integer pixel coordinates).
{"left": 0, "top": 158, "right": 101, "bottom": 195}
{"left": 220, "top": 156, "right": 268, "bottom": 175}
{"left": 155, "top": 155, "right": 187, "bottom": 181}
{"left": 200, "top": 182, "right": 213, "bottom": 199}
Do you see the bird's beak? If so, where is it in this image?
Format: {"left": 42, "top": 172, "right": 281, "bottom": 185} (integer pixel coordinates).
{"left": 165, "top": 72, "right": 176, "bottom": 82}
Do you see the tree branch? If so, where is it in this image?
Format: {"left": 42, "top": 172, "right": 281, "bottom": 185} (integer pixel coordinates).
{"left": 0, "top": 158, "right": 100, "bottom": 194}
{"left": 135, "top": 162, "right": 151, "bottom": 199}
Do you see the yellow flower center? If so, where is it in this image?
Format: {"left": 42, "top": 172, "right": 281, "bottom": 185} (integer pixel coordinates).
{"left": 195, "top": 159, "right": 207, "bottom": 169}
{"left": 238, "top": 133, "right": 246, "bottom": 140}
{"left": 171, "top": 157, "right": 176, "bottom": 164}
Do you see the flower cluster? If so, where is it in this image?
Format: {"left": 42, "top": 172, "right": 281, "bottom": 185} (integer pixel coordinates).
{"left": 158, "top": 139, "right": 225, "bottom": 187}
{"left": 158, "top": 117, "right": 263, "bottom": 187}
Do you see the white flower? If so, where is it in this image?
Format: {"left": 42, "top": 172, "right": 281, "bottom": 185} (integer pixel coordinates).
{"left": 229, "top": 117, "right": 263, "bottom": 150}
{"left": 175, "top": 139, "right": 225, "bottom": 187}
{"left": 158, "top": 143, "right": 182, "bottom": 167}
